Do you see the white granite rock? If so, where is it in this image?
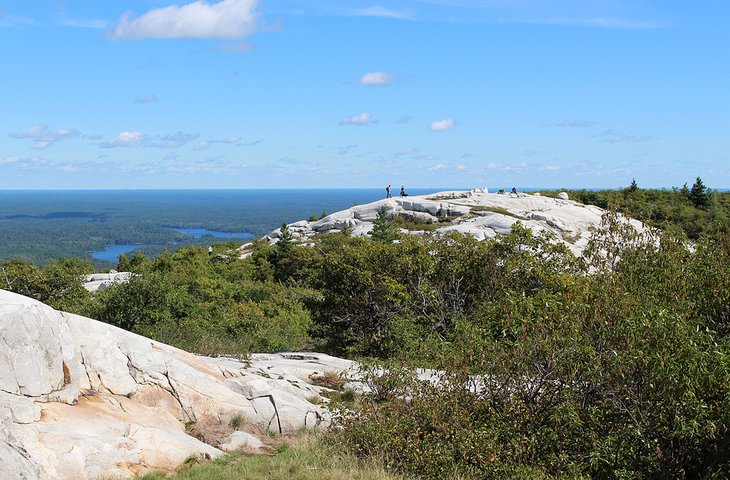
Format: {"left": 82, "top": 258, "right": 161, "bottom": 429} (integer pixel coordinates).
{"left": 261, "top": 189, "right": 644, "bottom": 257}
{"left": 219, "top": 431, "right": 265, "bottom": 452}
{"left": 0, "top": 290, "right": 352, "bottom": 480}
{"left": 83, "top": 272, "right": 132, "bottom": 293}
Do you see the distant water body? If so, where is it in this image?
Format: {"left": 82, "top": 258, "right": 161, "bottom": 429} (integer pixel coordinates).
{"left": 4, "top": 187, "right": 724, "bottom": 263}
{"left": 70, "top": 188, "right": 455, "bottom": 262}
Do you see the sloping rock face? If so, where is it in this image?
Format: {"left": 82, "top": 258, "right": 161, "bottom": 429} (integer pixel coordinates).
{"left": 263, "top": 190, "right": 644, "bottom": 256}
{"left": 0, "top": 290, "right": 355, "bottom": 479}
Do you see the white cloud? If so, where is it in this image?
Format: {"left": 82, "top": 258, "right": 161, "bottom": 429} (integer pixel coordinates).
{"left": 358, "top": 71, "right": 395, "bottom": 86}
{"left": 108, "top": 0, "right": 259, "bottom": 40}
{"left": 0, "top": 156, "right": 20, "bottom": 165}
{"left": 103, "top": 131, "right": 145, "bottom": 147}
{"left": 340, "top": 112, "right": 372, "bottom": 126}
{"left": 487, "top": 162, "right": 499, "bottom": 169}
{"left": 102, "top": 131, "right": 199, "bottom": 148}
{"left": 135, "top": 94, "right": 158, "bottom": 103}
{"left": 430, "top": 163, "right": 447, "bottom": 171}
{"left": 9, "top": 124, "right": 80, "bottom": 149}
{"left": 456, "top": 163, "right": 466, "bottom": 170}
{"left": 430, "top": 118, "right": 456, "bottom": 132}
{"left": 542, "top": 165, "right": 561, "bottom": 171}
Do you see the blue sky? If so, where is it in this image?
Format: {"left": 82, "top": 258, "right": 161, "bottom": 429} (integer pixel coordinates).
{"left": 0, "top": 0, "right": 728, "bottom": 189}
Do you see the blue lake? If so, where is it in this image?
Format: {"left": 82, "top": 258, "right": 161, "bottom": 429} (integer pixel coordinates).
{"left": 91, "top": 228, "right": 255, "bottom": 263}
{"left": 171, "top": 228, "right": 254, "bottom": 239}
{"left": 91, "top": 244, "right": 153, "bottom": 263}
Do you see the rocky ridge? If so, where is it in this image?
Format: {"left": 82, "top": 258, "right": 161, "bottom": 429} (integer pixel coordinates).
{"left": 261, "top": 190, "right": 643, "bottom": 256}
{"left": 0, "top": 289, "right": 357, "bottom": 479}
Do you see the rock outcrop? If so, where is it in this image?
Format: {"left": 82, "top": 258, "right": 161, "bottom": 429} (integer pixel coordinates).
{"left": 83, "top": 272, "right": 132, "bottom": 293}
{"left": 0, "top": 289, "right": 356, "bottom": 479}
{"left": 261, "top": 190, "right": 644, "bottom": 256}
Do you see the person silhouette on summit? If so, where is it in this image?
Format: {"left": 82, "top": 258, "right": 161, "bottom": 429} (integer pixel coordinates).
{"left": 386, "top": 184, "right": 392, "bottom": 198}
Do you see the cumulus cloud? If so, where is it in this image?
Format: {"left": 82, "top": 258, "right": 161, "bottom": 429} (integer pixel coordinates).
{"left": 9, "top": 124, "right": 80, "bottom": 150}
{"left": 0, "top": 156, "right": 20, "bottom": 165}
{"left": 101, "top": 131, "right": 199, "bottom": 148}
{"left": 340, "top": 112, "right": 372, "bottom": 126}
{"left": 103, "top": 131, "right": 145, "bottom": 148}
{"left": 429, "top": 162, "right": 467, "bottom": 172}
{"left": 430, "top": 118, "right": 456, "bottom": 132}
{"left": 358, "top": 71, "right": 395, "bottom": 86}
{"left": 108, "top": 0, "right": 259, "bottom": 40}
{"left": 135, "top": 94, "right": 158, "bottom": 103}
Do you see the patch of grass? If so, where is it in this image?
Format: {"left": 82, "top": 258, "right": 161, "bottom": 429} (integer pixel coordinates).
{"left": 308, "top": 371, "right": 347, "bottom": 390}
{"left": 306, "top": 394, "right": 322, "bottom": 405}
{"left": 323, "top": 388, "right": 356, "bottom": 407}
{"left": 128, "top": 433, "right": 403, "bottom": 480}
{"left": 470, "top": 205, "right": 527, "bottom": 219}
{"left": 228, "top": 413, "right": 245, "bottom": 430}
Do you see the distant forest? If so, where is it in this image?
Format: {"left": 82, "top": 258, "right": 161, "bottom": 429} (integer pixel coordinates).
{"left": 0, "top": 182, "right": 727, "bottom": 266}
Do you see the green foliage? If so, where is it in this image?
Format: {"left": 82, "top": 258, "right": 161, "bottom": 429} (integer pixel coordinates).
{"left": 85, "top": 246, "right": 315, "bottom": 356}
{"left": 690, "top": 176, "right": 710, "bottom": 208}
{"left": 339, "top": 221, "right": 730, "bottom": 479}
{"left": 0, "top": 257, "right": 93, "bottom": 312}
{"left": 370, "top": 207, "right": 400, "bottom": 243}
{"left": 307, "top": 227, "right": 581, "bottom": 359}
{"left": 542, "top": 182, "right": 729, "bottom": 239}
{"left": 124, "top": 433, "right": 402, "bottom": 480}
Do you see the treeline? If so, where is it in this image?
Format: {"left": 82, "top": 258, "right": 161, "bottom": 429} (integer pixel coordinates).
{"left": 543, "top": 177, "right": 729, "bottom": 239}
{"left": 1, "top": 191, "right": 728, "bottom": 478}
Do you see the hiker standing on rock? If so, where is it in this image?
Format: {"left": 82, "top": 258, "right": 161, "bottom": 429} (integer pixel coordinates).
{"left": 386, "top": 184, "right": 392, "bottom": 198}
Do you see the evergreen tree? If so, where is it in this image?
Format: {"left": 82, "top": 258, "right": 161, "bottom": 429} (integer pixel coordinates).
{"left": 272, "top": 223, "right": 294, "bottom": 281}
{"left": 690, "top": 176, "right": 710, "bottom": 208}
{"left": 628, "top": 178, "right": 639, "bottom": 192}
{"left": 276, "top": 223, "right": 293, "bottom": 256}
{"left": 370, "top": 207, "right": 400, "bottom": 242}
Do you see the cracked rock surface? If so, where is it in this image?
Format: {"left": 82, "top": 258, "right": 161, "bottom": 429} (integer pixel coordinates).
{"left": 0, "top": 290, "right": 354, "bottom": 480}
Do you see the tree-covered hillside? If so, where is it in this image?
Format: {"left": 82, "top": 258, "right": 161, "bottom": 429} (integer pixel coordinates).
{"left": 1, "top": 186, "right": 728, "bottom": 478}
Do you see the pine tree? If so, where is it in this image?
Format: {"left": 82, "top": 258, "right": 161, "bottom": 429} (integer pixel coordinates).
{"left": 272, "top": 223, "right": 294, "bottom": 282}
{"left": 690, "top": 177, "right": 710, "bottom": 208}
{"left": 370, "top": 206, "right": 399, "bottom": 242}
{"left": 628, "top": 178, "right": 639, "bottom": 192}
